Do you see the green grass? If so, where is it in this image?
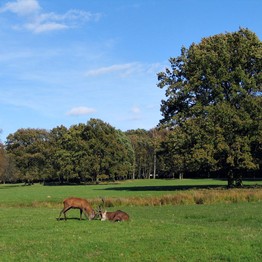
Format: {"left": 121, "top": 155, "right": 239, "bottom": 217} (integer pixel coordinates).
{"left": 2, "top": 179, "right": 223, "bottom": 206}
{"left": 0, "top": 179, "right": 262, "bottom": 261}
{"left": 0, "top": 178, "right": 261, "bottom": 207}
{"left": 1, "top": 178, "right": 228, "bottom": 204}
{"left": 0, "top": 203, "right": 262, "bottom": 261}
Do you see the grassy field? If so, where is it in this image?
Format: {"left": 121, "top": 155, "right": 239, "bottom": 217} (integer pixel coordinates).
{"left": 1, "top": 178, "right": 230, "bottom": 204}
{"left": 1, "top": 179, "right": 262, "bottom": 261}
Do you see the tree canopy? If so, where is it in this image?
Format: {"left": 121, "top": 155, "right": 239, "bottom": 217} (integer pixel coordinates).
{"left": 157, "top": 28, "right": 262, "bottom": 187}
{"left": 5, "top": 119, "right": 135, "bottom": 184}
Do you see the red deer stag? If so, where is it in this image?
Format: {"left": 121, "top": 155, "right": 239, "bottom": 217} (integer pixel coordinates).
{"left": 99, "top": 209, "right": 129, "bottom": 222}
{"left": 57, "top": 197, "right": 96, "bottom": 221}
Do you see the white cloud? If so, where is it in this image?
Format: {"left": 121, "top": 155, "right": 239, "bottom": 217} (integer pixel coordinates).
{"left": 0, "top": 0, "right": 101, "bottom": 33}
{"left": 124, "top": 106, "right": 142, "bottom": 121}
{"left": 85, "top": 62, "right": 164, "bottom": 78}
{"left": 66, "top": 106, "right": 96, "bottom": 116}
{"left": 0, "top": 0, "right": 40, "bottom": 16}
{"left": 131, "top": 106, "right": 141, "bottom": 114}
{"left": 85, "top": 63, "right": 138, "bottom": 77}
{"left": 24, "top": 21, "right": 68, "bottom": 33}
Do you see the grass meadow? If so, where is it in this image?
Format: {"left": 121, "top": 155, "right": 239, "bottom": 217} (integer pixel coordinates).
{"left": 1, "top": 179, "right": 262, "bottom": 261}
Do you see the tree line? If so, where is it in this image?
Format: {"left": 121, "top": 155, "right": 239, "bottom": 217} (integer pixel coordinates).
{"left": 0, "top": 28, "right": 261, "bottom": 187}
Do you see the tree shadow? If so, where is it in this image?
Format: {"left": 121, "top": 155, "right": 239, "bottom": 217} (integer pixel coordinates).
{"left": 0, "top": 184, "right": 23, "bottom": 189}
{"left": 96, "top": 183, "right": 262, "bottom": 192}
{"left": 96, "top": 184, "right": 226, "bottom": 192}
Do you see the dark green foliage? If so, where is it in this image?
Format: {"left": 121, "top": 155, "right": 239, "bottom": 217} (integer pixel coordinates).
{"left": 5, "top": 128, "right": 50, "bottom": 183}
{"left": 5, "top": 119, "right": 135, "bottom": 183}
{"left": 157, "top": 28, "right": 262, "bottom": 186}
{"left": 0, "top": 142, "right": 9, "bottom": 183}
{"left": 126, "top": 129, "right": 154, "bottom": 179}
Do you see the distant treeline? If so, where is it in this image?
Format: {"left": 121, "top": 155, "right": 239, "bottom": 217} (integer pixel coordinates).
{"left": 0, "top": 117, "right": 261, "bottom": 187}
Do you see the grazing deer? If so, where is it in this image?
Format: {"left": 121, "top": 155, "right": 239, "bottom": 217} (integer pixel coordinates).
{"left": 99, "top": 209, "right": 129, "bottom": 222}
{"left": 57, "top": 197, "right": 96, "bottom": 221}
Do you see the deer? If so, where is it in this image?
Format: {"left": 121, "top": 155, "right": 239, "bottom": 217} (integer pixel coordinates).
{"left": 98, "top": 208, "right": 129, "bottom": 222}
{"left": 57, "top": 197, "right": 96, "bottom": 221}
{"left": 97, "top": 197, "right": 129, "bottom": 222}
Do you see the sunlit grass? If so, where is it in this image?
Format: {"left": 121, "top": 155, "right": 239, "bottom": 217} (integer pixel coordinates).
{"left": 1, "top": 203, "right": 262, "bottom": 261}
{"left": 0, "top": 179, "right": 261, "bottom": 208}
{"left": 1, "top": 179, "right": 262, "bottom": 261}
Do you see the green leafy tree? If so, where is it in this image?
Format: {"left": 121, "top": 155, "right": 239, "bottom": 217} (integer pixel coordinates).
{"left": 0, "top": 142, "right": 7, "bottom": 183}
{"left": 82, "top": 119, "right": 134, "bottom": 182}
{"left": 148, "top": 128, "right": 168, "bottom": 179}
{"left": 48, "top": 119, "right": 135, "bottom": 183}
{"left": 126, "top": 129, "right": 154, "bottom": 179}
{"left": 6, "top": 128, "right": 50, "bottom": 184}
{"left": 47, "top": 125, "right": 69, "bottom": 183}
{"left": 157, "top": 28, "right": 262, "bottom": 187}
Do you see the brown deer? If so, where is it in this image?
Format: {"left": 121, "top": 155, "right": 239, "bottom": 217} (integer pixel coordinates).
{"left": 57, "top": 197, "right": 96, "bottom": 221}
{"left": 99, "top": 209, "right": 129, "bottom": 222}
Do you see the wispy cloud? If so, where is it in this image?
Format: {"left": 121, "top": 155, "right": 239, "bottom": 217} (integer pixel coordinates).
{"left": 0, "top": 0, "right": 40, "bottom": 15}
{"left": 131, "top": 106, "right": 141, "bottom": 114}
{"left": 0, "top": 0, "right": 101, "bottom": 33}
{"left": 125, "top": 105, "right": 142, "bottom": 121}
{"left": 85, "top": 63, "right": 138, "bottom": 77}
{"left": 85, "top": 62, "right": 163, "bottom": 77}
{"left": 66, "top": 106, "right": 96, "bottom": 116}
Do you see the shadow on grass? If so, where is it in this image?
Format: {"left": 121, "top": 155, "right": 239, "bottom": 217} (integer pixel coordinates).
{"left": 43, "top": 182, "right": 121, "bottom": 186}
{"left": 96, "top": 184, "right": 262, "bottom": 192}
{"left": 96, "top": 184, "right": 226, "bottom": 192}
{"left": 56, "top": 217, "right": 81, "bottom": 221}
{"left": 56, "top": 217, "right": 100, "bottom": 221}
{"left": 0, "top": 184, "right": 23, "bottom": 189}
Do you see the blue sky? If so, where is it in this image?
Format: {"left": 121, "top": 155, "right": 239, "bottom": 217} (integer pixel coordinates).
{"left": 0, "top": 0, "right": 261, "bottom": 142}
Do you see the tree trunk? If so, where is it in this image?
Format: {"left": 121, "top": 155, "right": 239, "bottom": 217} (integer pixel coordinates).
{"left": 235, "top": 171, "right": 243, "bottom": 187}
{"left": 227, "top": 169, "right": 234, "bottom": 188}
{"left": 153, "top": 151, "right": 156, "bottom": 179}
{"left": 132, "top": 157, "right": 136, "bottom": 179}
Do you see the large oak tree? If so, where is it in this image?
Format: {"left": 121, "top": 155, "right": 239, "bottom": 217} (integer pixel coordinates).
{"left": 157, "top": 28, "right": 262, "bottom": 187}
